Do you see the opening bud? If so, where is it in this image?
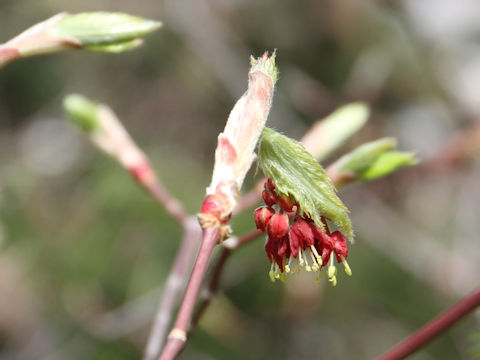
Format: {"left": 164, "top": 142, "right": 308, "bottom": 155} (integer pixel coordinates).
{"left": 262, "top": 189, "right": 277, "bottom": 207}
{"left": 266, "top": 178, "right": 276, "bottom": 191}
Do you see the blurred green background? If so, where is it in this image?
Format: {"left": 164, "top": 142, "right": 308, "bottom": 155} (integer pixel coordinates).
{"left": 1, "top": 1, "right": 479, "bottom": 359}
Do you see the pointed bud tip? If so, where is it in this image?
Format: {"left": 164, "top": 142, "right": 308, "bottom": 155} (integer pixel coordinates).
{"left": 262, "top": 189, "right": 277, "bottom": 207}
{"left": 63, "top": 94, "right": 100, "bottom": 132}
{"left": 250, "top": 50, "right": 278, "bottom": 84}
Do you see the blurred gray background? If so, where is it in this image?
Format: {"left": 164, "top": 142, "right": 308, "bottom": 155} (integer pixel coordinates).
{"left": 0, "top": 0, "right": 479, "bottom": 359}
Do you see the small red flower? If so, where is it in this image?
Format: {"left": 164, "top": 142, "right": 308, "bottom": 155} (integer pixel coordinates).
{"left": 267, "top": 213, "right": 289, "bottom": 241}
{"left": 266, "top": 178, "right": 276, "bottom": 191}
{"left": 254, "top": 206, "right": 274, "bottom": 231}
{"left": 262, "top": 189, "right": 277, "bottom": 207}
{"left": 331, "top": 231, "right": 348, "bottom": 262}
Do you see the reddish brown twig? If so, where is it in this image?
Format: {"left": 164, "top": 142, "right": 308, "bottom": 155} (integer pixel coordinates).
{"left": 190, "top": 229, "right": 262, "bottom": 331}
{"left": 428, "top": 123, "right": 480, "bottom": 171}
{"left": 143, "top": 217, "right": 201, "bottom": 360}
{"left": 378, "top": 288, "right": 480, "bottom": 360}
{"left": 144, "top": 180, "right": 189, "bottom": 224}
{"left": 158, "top": 227, "right": 221, "bottom": 360}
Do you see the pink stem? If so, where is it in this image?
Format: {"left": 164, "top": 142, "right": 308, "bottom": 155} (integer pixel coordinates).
{"left": 158, "top": 227, "right": 221, "bottom": 360}
{"left": 190, "top": 229, "right": 263, "bottom": 331}
{"left": 378, "top": 288, "right": 480, "bottom": 360}
{"left": 143, "top": 217, "right": 201, "bottom": 360}
{"left": 147, "top": 180, "right": 189, "bottom": 224}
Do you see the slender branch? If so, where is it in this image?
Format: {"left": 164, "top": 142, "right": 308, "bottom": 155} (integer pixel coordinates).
{"left": 377, "top": 288, "right": 480, "bottom": 360}
{"left": 158, "top": 227, "right": 221, "bottom": 360}
{"left": 94, "top": 104, "right": 189, "bottom": 224}
{"left": 428, "top": 123, "right": 480, "bottom": 171}
{"left": 234, "top": 181, "right": 264, "bottom": 214}
{"left": 144, "top": 178, "right": 189, "bottom": 224}
{"left": 66, "top": 96, "right": 190, "bottom": 225}
{"left": 190, "top": 229, "right": 262, "bottom": 332}
{"left": 66, "top": 95, "right": 193, "bottom": 358}
{"left": 143, "top": 217, "right": 201, "bottom": 360}
{"left": 190, "top": 248, "right": 231, "bottom": 331}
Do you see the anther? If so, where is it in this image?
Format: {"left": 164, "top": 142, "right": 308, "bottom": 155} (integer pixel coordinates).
{"left": 340, "top": 256, "right": 352, "bottom": 276}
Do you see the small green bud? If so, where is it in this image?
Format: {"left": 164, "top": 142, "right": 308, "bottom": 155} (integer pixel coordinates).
{"left": 258, "top": 128, "right": 353, "bottom": 240}
{"left": 63, "top": 94, "right": 100, "bottom": 132}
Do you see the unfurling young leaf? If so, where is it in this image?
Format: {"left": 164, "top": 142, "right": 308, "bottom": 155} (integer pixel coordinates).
{"left": 48, "top": 12, "right": 161, "bottom": 52}
{"left": 258, "top": 127, "right": 353, "bottom": 240}
{"left": 360, "top": 151, "right": 418, "bottom": 180}
{"left": 334, "top": 137, "right": 418, "bottom": 181}
{"left": 0, "top": 12, "right": 161, "bottom": 67}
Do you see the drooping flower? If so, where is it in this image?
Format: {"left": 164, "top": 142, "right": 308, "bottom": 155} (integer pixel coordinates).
{"left": 256, "top": 178, "right": 352, "bottom": 286}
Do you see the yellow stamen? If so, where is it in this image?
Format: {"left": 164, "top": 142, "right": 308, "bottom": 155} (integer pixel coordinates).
{"left": 269, "top": 270, "right": 275, "bottom": 282}
{"left": 340, "top": 256, "right": 352, "bottom": 276}
{"left": 308, "top": 249, "right": 320, "bottom": 272}
{"left": 303, "top": 251, "right": 311, "bottom": 272}
{"left": 298, "top": 250, "right": 304, "bottom": 266}
{"left": 327, "top": 253, "right": 337, "bottom": 287}
{"left": 269, "top": 263, "right": 276, "bottom": 282}
{"left": 327, "top": 265, "right": 336, "bottom": 279}
{"left": 285, "top": 256, "right": 293, "bottom": 273}
{"left": 310, "top": 245, "right": 323, "bottom": 265}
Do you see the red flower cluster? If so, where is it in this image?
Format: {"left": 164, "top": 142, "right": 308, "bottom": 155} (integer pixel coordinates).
{"left": 254, "top": 179, "right": 352, "bottom": 285}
